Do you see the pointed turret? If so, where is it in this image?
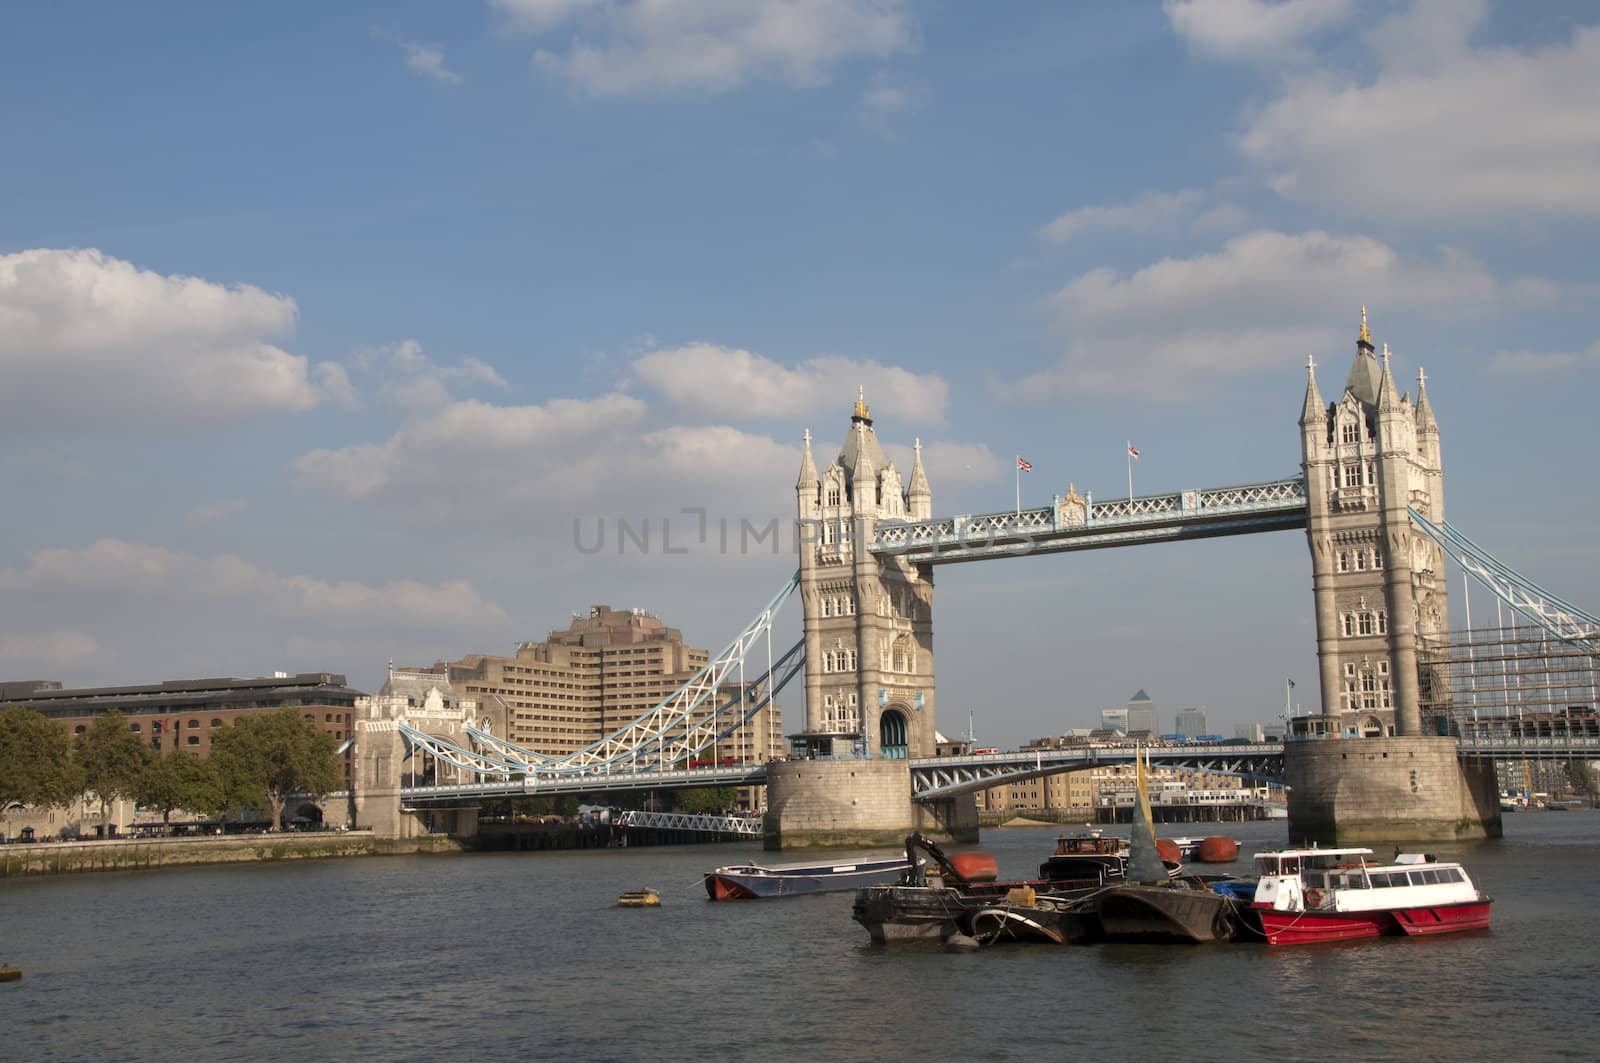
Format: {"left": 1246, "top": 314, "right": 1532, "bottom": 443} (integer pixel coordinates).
{"left": 1346, "top": 306, "right": 1381, "bottom": 407}
{"left": 1299, "top": 354, "right": 1325, "bottom": 426}
{"left": 1377, "top": 342, "right": 1404, "bottom": 412}
{"left": 907, "top": 437, "right": 932, "bottom": 519}
{"left": 796, "top": 428, "right": 818, "bottom": 489}
{"left": 1415, "top": 367, "right": 1438, "bottom": 435}
{"left": 852, "top": 420, "right": 878, "bottom": 511}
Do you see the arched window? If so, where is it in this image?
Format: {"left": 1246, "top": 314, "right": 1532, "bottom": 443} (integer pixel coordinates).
{"left": 879, "top": 710, "right": 909, "bottom": 759}
{"left": 821, "top": 597, "right": 832, "bottom": 618}
{"left": 846, "top": 649, "right": 857, "bottom": 671}
{"left": 1359, "top": 613, "right": 1375, "bottom": 636}
{"left": 211, "top": 718, "right": 223, "bottom": 728}
{"left": 1376, "top": 612, "right": 1388, "bottom": 635}
{"left": 1342, "top": 614, "right": 1355, "bottom": 637}
{"left": 892, "top": 635, "right": 912, "bottom": 673}
{"left": 1372, "top": 548, "right": 1383, "bottom": 569}
{"left": 826, "top": 486, "right": 841, "bottom": 507}
{"left": 1354, "top": 551, "right": 1367, "bottom": 571}
{"left": 1341, "top": 422, "right": 1358, "bottom": 445}
{"left": 1338, "top": 552, "right": 1349, "bottom": 573}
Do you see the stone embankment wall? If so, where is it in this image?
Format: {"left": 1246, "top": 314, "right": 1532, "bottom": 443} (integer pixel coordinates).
{"left": 1286, "top": 735, "right": 1502, "bottom": 844}
{"left": 1, "top": 831, "right": 465, "bottom": 878}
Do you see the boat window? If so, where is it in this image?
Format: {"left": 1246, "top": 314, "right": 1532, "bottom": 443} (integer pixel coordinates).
{"left": 1282, "top": 858, "right": 1300, "bottom": 873}
{"left": 1304, "top": 870, "right": 1327, "bottom": 888}
{"left": 1440, "top": 868, "right": 1462, "bottom": 883}
{"left": 1407, "top": 871, "right": 1426, "bottom": 886}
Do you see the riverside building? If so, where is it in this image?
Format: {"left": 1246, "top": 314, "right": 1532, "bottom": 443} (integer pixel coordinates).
{"left": 0, "top": 673, "right": 361, "bottom": 783}
{"left": 439, "top": 605, "right": 784, "bottom": 766}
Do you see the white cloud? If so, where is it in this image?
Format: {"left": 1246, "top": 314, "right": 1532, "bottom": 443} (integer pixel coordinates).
{"left": 0, "top": 540, "right": 505, "bottom": 629}
{"left": 293, "top": 393, "right": 650, "bottom": 502}
{"left": 1018, "top": 229, "right": 1554, "bottom": 399}
{"left": 0, "top": 630, "right": 100, "bottom": 668}
{"left": 861, "top": 74, "right": 927, "bottom": 129}
{"left": 183, "top": 499, "right": 248, "bottom": 529}
{"left": 882, "top": 440, "right": 1003, "bottom": 486}
{"left": 1234, "top": 4, "right": 1600, "bottom": 220}
{"left": 0, "top": 248, "right": 325, "bottom": 431}
{"left": 399, "top": 40, "right": 464, "bottom": 85}
{"left": 632, "top": 343, "right": 947, "bottom": 423}
{"left": 341, "top": 338, "right": 508, "bottom": 413}
{"left": 499, "top": 0, "right": 915, "bottom": 96}
{"left": 1041, "top": 189, "right": 1206, "bottom": 244}
{"left": 1491, "top": 340, "right": 1600, "bottom": 373}
{"left": 491, "top": 0, "right": 603, "bottom": 33}
{"left": 1164, "top": 0, "right": 1355, "bottom": 60}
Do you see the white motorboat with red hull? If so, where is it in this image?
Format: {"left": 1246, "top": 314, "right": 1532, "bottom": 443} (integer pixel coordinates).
{"left": 1246, "top": 847, "right": 1492, "bottom": 945}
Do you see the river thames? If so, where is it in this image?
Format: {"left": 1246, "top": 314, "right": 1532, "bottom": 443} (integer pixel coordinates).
{"left": 2, "top": 813, "right": 1595, "bottom": 1062}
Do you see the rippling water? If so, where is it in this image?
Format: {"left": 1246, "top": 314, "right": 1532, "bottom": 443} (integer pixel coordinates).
{"left": 2, "top": 814, "right": 1596, "bottom": 1062}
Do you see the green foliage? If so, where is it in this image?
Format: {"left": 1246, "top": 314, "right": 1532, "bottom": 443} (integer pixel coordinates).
{"left": 136, "top": 750, "right": 225, "bottom": 823}
{"left": 674, "top": 786, "right": 738, "bottom": 814}
{"left": 1566, "top": 760, "right": 1597, "bottom": 797}
{"left": 74, "top": 711, "right": 150, "bottom": 822}
{"left": 210, "top": 707, "right": 342, "bottom": 831}
{"left": 0, "top": 707, "right": 79, "bottom": 808}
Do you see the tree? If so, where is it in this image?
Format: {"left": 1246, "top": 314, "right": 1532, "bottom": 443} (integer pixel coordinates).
{"left": 0, "top": 707, "right": 79, "bottom": 810}
{"left": 210, "top": 708, "right": 342, "bottom": 831}
{"left": 675, "top": 786, "right": 738, "bottom": 814}
{"left": 74, "top": 710, "right": 150, "bottom": 835}
{"left": 136, "top": 750, "right": 222, "bottom": 830}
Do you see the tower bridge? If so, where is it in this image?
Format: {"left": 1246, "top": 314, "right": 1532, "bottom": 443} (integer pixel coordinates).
{"left": 354, "top": 310, "right": 1595, "bottom": 848}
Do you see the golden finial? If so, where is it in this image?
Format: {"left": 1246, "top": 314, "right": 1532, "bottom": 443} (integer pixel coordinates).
{"left": 853, "top": 385, "right": 870, "bottom": 420}
{"left": 1359, "top": 305, "right": 1370, "bottom": 345}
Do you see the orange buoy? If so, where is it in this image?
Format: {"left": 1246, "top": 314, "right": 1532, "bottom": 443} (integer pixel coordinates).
{"left": 1195, "top": 836, "right": 1240, "bottom": 863}
{"left": 947, "top": 851, "right": 999, "bottom": 882}
{"left": 1155, "top": 838, "right": 1183, "bottom": 864}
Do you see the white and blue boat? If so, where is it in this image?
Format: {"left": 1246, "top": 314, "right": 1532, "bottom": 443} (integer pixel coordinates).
{"left": 705, "top": 856, "right": 914, "bottom": 900}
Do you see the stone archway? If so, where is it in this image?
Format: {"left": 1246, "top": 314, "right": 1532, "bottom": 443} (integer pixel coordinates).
{"left": 879, "top": 708, "right": 909, "bottom": 759}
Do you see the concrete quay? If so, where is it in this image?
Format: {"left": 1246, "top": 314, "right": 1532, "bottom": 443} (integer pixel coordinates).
{"left": 0, "top": 831, "right": 466, "bottom": 879}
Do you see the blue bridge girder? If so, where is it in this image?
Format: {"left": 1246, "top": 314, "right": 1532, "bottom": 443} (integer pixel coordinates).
{"left": 867, "top": 478, "right": 1310, "bottom": 564}
{"left": 394, "top": 735, "right": 1597, "bottom": 804}
{"left": 907, "top": 743, "right": 1286, "bottom": 801}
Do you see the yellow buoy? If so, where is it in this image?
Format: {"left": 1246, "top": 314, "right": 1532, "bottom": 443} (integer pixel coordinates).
{"left": 617, "top": 889, "right": 661, "bottom": 908}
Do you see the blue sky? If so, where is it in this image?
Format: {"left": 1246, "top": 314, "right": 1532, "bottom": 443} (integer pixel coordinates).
{"left": 3, "top": 0, "right": 1598, "bottom": 747}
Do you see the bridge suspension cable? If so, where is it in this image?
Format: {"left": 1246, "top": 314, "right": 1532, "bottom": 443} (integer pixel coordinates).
{"left": 1409, "top": 508, "right": 1599, "bottom": 648}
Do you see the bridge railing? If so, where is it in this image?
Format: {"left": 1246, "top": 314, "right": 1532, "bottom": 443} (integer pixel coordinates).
{"left": 869, "top": 478, "right": 1308, "bottom": 553}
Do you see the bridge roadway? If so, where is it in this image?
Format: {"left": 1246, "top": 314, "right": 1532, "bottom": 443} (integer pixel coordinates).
{"left": 867, "top": 477, "right": 1309, "bottom": 564}
{"left": 400, "top": 742, "right": 1285, "bottom": 804}
{"left": 397, "top": 735, "right": 1600, "bottom": 806}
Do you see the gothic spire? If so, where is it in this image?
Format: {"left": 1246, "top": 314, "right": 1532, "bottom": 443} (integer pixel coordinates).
{"left": 797, "top": 427, "right": 819, "bottom": 489}
{"left": 1346, "top": 305, "right": 1381, "bottom": 406}
{"left": 1415, "top": 367, "right": 1438, "bottom": 435}
{"left": 1377, "top": 342, "right": 1403, "bottom": 412}
{"left": 908, "top": 437, "right": 931, "bottom": 496}
{"left": 852, "top": 384, "right": 872, "bottom": 425}
{"left": 1299, "top": 353, "right": 1324, "bottom": 426}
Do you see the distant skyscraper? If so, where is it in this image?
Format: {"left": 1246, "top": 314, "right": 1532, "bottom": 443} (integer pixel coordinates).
{"left": 1124, "top": 689, "right": 1158, "bottom": 734}
{"left": 1175, "top": 707, "right": 1208, "bottom": 738}
{"left": 1234, "top": 722, "right": 1266, "bottom": 742}
{"left": 1100, "top": 707, "right": 1130, "bottom": 734}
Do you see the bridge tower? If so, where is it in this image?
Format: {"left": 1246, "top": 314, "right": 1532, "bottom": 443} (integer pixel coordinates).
{"left": 794, "top": 390, "right": 937, "bottom": 759}
{"left": 766, "top": 391, "right": 975, "bottom": 849}
{"left": 1294, "top": 310, "right": 1497, "bottom": 842}
{"left": 1300, "top": 309, "right": 1450, "bottom": 737}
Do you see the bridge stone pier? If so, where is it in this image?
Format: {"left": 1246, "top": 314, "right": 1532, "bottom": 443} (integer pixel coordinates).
{"left": 1292, "top": 311, "right": 1499, "bottom": 843}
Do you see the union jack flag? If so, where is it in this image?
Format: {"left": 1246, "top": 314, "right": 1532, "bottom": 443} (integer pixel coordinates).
{"left": 1127, "top": 443, "right": 1140, "bottom": 460}
{"left": 1016, "top": 457, "right": 1033, "bottom": 471}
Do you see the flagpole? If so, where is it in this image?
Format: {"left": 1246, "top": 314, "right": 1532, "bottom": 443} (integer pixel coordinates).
{"left": 1015, "top": 454, "right": 1021, "bottom": 516}
{"left": 1126, "top": 441, "right": 1133, "bottom": 501}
